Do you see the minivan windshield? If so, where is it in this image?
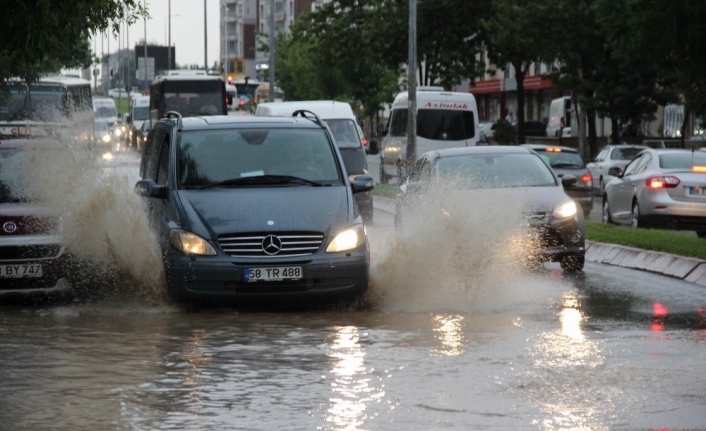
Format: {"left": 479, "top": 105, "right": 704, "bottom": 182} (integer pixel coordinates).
{"left": 434, "top": 153, "right": 557, "bottom": 188}
{"left": 132, "top": 107, "right": 149, "bottom": 121}
{"left": 178, "top": 129, "right": 341, "bottom": 187}
{"left": 95, "top": 106, "right": 117, "bottom": 118}
{"left": 323, "top": 119, "right": 361, "bottom": 148}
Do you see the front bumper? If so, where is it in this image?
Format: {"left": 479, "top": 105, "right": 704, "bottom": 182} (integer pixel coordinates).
{"left": 164, "top": 246, "right": 370, "bottom": 303}
{"left": 0, "top": 236, "right": 74, "bottom": 297}
{"left": 529, "top": 215, "right": 586, "bottom": 261}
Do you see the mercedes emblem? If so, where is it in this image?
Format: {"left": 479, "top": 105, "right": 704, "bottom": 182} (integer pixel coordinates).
{"left": 2, "top": 221, "right": 17, "bottom": 234}
{"left": 261, "top": 235, "right": 282, "bottom": 255}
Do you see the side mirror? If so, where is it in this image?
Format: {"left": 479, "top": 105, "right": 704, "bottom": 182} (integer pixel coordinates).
{"left": 351, "top": 175, "right": 375, "bottom": 194}
{"left": 376, "top": 123, "right": 385, "bottom": 137}
{"left": 368, "top": 139, "right": 380, "bottom": 155}
{"left": 561, "top": 174, "right": 578, "bottom": 188}
{"left": 126, "top": 115, "right": 132, "bottom": 124}
{"left": 608, "top": 167, "right": 622, "bottom": 177}
{"left": 134, "top": 179, "right": 167, "bottom": 199}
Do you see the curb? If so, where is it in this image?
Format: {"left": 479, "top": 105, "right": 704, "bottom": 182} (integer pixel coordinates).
{"left": 371, "top": 194, "right": 706, "bottom": 287}
{"left": 585, "top": 241, "right": 706, "bottom": 287}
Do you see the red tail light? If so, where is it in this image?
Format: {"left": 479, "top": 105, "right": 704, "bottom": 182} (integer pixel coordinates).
{"left": 362, "top": 138, "right": 368, "bottom": 146}
{"left": 646, "top": 176, "right": 680, "bottom": 189}
{"left": 581, "top": 172, "right": 592, "bottom": 183}
{"left": 239, "top": 100, "right": 245, "bottom": 106}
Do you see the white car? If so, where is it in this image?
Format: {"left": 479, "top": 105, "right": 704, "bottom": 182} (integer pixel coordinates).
{"left": 587, "top": 145, "right": 648, "bottom": 194}
{"left": 478, "top": 121, "right": 496, "bottom": 139}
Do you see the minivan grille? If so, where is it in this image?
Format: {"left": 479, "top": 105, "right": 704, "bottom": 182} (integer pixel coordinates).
{"left": 218, "top": 232, "right": 325, "bottom": 258}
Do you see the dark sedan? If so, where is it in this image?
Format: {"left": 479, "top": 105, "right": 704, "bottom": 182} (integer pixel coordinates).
{"left": 522, "top": 144, "right": 593, "bottom": 217}
{"left": 395, "top": 146, "right": 586, "bottom": 271}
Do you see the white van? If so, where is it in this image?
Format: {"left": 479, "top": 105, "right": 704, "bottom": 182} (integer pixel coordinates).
{"left": 255, "top": 101, "right": 373, "bottom": 224}
{"left": 127, "top": 95, "right": 150, "bottom": 149}
{"left": 546, "top": 96, "right": 573, "bottom": 138}
{"left": 379, "top": 88, "right": 479, "bottom": 183}
{"left": 92, "top": 97, "right": 119, "bottom": 128}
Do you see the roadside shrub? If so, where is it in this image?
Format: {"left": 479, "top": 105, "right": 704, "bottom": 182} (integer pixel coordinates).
{"left": 493, "top": 119, "right": 517, "bottom": 145}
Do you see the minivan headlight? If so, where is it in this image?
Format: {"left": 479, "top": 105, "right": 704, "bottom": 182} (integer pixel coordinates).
{"left": 553, "top": 201, "right": 577, "bottom": 219}
{"left": 169, "top": 229, "right": 217, "bottom": 255}
{"left": 326, "top": 224, "right": 366, "bottom": 252}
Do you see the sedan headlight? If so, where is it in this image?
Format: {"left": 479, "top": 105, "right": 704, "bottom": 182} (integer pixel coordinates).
{"left": 326, "top": 224, "right": 366, "bottom": 252}
{"left": 113, "top": 128, "right": 122, "bottom": 136}
{"left": 169, "top": 229, "right": 217, "bottom": 255}
{"left": 101, "top": 134, "right": 111, "bottom": 143}
{"left": 553, "top": 201, "right": 577, "bottom": 219}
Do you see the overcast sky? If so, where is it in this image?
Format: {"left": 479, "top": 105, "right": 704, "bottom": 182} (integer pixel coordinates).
{"left": 90, "top": 0, "right": 222, "bottom": 70}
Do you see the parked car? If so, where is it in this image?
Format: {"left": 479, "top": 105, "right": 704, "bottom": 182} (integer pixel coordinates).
{"left": 521, "top": 144, "right": 593, "bottom": 217}
{"left": 587, "top": 144, "right": 648, "bottom": 194}
{"left": 602, "top": 149, "right": 706, "bottom": 237}
{"left": 134, "top": 111, "right": 375, "bottom": 303}
{"left": 0, "top": 139, "right": 73, "bottom": 298}
{"left": 515, "top": 121, "right": 547, "bottom": 137}
{"left": 394, "top": 146, "right": 586, "bottom": 271}
{"left": 478, "top": 122, "right": 496, "bottom": 139}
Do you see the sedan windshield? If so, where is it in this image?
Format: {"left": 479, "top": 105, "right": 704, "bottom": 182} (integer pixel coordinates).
{"left": 434, "top": 153, "right": 557, "bottom": 188}
{"left": 178, "top": 129, "right": 341, "bottom": 187}
{"left": 659, "top": 152, "right": 706, "bottom": 169}
{"left": 536, "top": 150, "right": 585, "bottom": 168}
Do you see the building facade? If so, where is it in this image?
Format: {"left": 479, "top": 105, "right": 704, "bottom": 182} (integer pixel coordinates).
{"left": 220, "top": 0, "right": 313, "bottom": 81}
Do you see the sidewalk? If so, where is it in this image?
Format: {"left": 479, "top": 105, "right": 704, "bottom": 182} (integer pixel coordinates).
{"left": 371, "top": 194, "right": 706, "bottom": 287}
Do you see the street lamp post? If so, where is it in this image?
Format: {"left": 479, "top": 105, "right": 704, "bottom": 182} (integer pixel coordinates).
{"left": 164, "top": 13, "right": 180, "bottom": 71}
{"left": 406, "top": 0, "right": 417, "bottom": 174}
{"left": 269, "top": 0, "right": 275, "bottom": 102}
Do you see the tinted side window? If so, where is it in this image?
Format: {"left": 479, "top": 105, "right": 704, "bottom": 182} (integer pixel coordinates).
{"left": 389, "top": 108, "right": 408, "bottom": 137}
{"left": 144, "top": 128, "right": 166, "bottom": 181}
{"left": 156, "top": 137, "right": 170, "bottom": 185}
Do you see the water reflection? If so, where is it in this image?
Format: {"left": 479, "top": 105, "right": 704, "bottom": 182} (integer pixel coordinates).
{"left": 323, "top": 326, "right": 383, "bottom": 430}
{"left": 430, "top": 314, "right": 466, "bottom": 356}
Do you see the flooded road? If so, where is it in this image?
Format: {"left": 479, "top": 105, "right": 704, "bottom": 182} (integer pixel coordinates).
{"left": 1, "top": 152, "right": 706, "bottom": 430}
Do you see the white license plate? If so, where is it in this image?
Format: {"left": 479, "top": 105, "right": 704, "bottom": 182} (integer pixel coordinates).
{"left": 688, "top": 186, "right": 706, "bottom": 196}
{"left": 0, "top": 264, "right": 43, "bottom": 278}
{"left": 244, "top": 266, "right": 302, "bottom": 282}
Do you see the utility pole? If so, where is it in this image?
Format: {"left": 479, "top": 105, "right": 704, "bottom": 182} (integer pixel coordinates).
{"left": 168, "top": 0, "right": 172, "bottom": 71}
{"left": 224, "top": 2, "right": 228, "bottom": 80}
{"left": 144, "top": 0, "right": 148, "bottom": 90}
{"left": 405, "top": 0, "right": 417, "bottom": 174}
{"left": 127, "top": 20, "right": 131, "bottom": 99}
{"left": 118, "top": 21, "right": 122, "bottom": 101}
{"left": 268, "top": 0, "right": 275, "bottom": 102}
{"left": 204, "top": 0, "right": 208, "bottom": 71}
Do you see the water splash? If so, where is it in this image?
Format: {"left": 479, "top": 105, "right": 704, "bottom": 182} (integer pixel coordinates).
{"left": 0, "top": 139, "right": 165, "bottom": 302}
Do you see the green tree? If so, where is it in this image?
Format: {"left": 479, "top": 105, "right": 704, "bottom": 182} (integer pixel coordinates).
{"left": 0, "top": 0, "right": 146, "bottom": 89}
{"left": 601, "top": 0, "right": 706, "bottom": 144}
{"left": 484, "top": 0, "right": 555, "bottom": 145}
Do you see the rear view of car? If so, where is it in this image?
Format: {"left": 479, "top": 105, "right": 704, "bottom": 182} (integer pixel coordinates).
{"left": 0, "top": 139, "right": 73, "bottom": 298}
{"left": 603, "top": 149, "right": 706, "bottom": 237}
{"left": 524, "top": 145, "right": 593, "bottom": 216}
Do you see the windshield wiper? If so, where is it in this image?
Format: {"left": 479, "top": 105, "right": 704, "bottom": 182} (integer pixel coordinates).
{"left": 189, "top": 175, "right": 324, "bottom": 189}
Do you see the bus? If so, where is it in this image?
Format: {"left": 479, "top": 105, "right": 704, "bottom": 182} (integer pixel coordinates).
{"left": 0, "top": 76, "right": 94, "bottom": 140}
{"left": 149, "top": 75, "right": 228, "bottom": 126}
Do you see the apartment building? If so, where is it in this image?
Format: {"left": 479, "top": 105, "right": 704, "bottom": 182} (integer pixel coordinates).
{"left": 220, "top": 0, "right": 313, "bottom": 81}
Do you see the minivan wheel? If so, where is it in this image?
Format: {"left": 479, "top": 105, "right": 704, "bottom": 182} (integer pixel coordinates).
{"left": 560, "top": 253, "right": 585, "bottom": 272}
{"left": 602, "top": 197, "right": 613, "bottom": 223}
